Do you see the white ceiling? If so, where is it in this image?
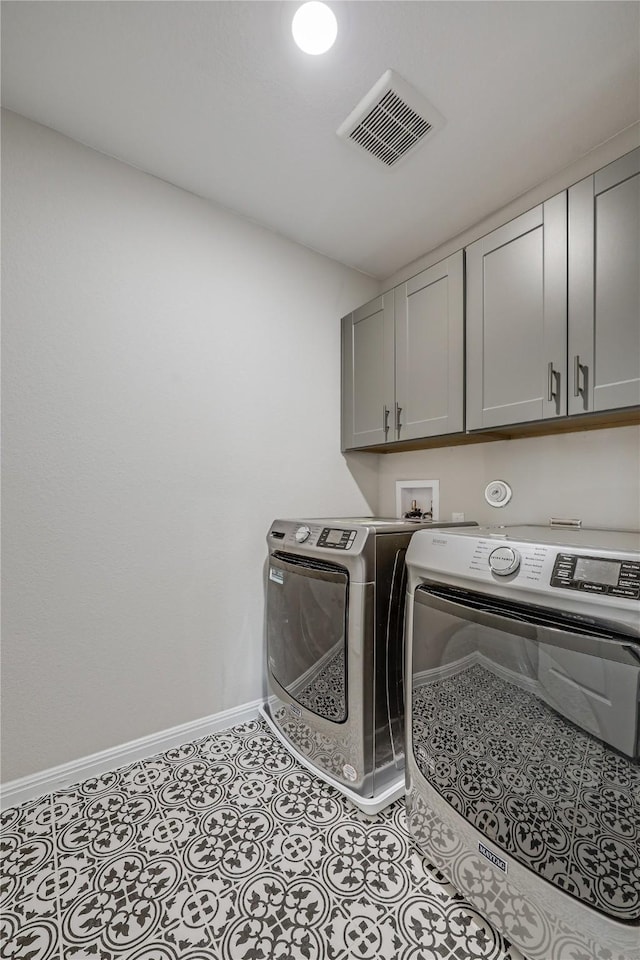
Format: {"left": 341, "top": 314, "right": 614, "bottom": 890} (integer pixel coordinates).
{"left": 2, "top": 1, "right": 639, "bottom": 278}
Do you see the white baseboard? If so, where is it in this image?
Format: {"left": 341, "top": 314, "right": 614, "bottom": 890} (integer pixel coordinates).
{"left": 1, "top": 698, "right": 262, "bottom": 811}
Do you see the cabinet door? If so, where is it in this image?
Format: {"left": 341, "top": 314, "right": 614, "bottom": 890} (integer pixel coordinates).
{"left": 341, "top": 292, "right": 394, "bottom": 449}
{"left": 466, "top": 193, "right": 567, "bottom": 430}
{"left": 568, "top": 148, "right": 640, "bottom": 415}
{"left": 395, "top": 251, "right": 464, "bottom": 440}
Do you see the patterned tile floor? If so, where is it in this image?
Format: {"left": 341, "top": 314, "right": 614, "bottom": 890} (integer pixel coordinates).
{"left": 1, "top": 719, "right": 525, "bottom": 960}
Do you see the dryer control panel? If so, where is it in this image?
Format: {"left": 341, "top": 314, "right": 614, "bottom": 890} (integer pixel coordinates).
{"left": 317, "top": 527, "right": 357, "bottom": 550}
{"left": 269, "top": 522, "right": 362, "bottom": 554}
{"left": 551, "top": 553, "right": 640, "bottom": 600}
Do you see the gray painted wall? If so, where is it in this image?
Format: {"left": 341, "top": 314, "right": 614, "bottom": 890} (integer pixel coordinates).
{"left": 377, "top": 426, "right": 640, "bottom": 530}
{"left": 1, "top": 111, "right": 380, "bottom": 782}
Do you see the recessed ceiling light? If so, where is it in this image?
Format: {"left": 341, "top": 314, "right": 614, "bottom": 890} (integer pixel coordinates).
{"left": 292, "top": 2, "right": 337, "bottom": 55}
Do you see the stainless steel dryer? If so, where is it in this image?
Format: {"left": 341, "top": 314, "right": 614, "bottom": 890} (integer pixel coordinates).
{"left": 260, "top": 516, "right": 475, "bottom": 813}
{"left": 405, "top": 524, "right": 640, "bottom": 960}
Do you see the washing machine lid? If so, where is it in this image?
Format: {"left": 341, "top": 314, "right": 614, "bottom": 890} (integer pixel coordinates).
{"left": 303, "top": 517, "right": 426, "bottom": 530}
{"left": 286, "top": 517, "right": 475, "bottom": 533}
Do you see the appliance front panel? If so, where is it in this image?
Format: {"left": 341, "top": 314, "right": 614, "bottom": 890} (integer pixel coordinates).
{"left": 409, "top": 582, "right": 640, "bottom": 931}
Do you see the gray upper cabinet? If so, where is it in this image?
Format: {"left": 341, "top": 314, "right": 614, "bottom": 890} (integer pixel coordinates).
{"left": 395, "top": 251, "right": 464, "bottom": 440}
{"left": 342, "top": 252, "right": 464, "bottom": 450}
{"left": 341, "top": 292, "right": 395, "bottom": 449}
{"left": 342, "top": 148, "right": 638, "bottom": 452}
{"left": 466, "top": 192, "right": 568, "bottom": 430}
{"left": 568, "top": 148, "right": 640, "bottom": 415}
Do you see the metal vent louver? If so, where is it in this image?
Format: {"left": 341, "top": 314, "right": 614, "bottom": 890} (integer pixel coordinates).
{"left": 337, "top": 69, "right": 444, "bottom": 168}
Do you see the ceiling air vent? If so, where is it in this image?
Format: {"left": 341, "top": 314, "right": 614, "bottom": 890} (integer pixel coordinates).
{"left": 337, "top": 69, "right": 444, "bottom": 169}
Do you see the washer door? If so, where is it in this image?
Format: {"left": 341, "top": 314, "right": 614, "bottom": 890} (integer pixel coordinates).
{"left": 267, "top": 552, "right": 349, "bottom": 722}
{"left": 410, "top": 580, "right": 640, "bottom": 923}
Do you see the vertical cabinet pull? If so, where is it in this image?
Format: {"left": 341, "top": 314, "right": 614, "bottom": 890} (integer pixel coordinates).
{"left": 547, "top": 362, "right": 557, "bottom": 402}
{"left": 395, "top": 402, "right": 403, "bottom": 438}
{"left": 383, "top": 405, "right": 390, "bottom": 438}
{"left": 573, "top": 355, "right": 587, "bottom": 398}
{"left": 547, "top": 362, "right": 561, "bottom": 412}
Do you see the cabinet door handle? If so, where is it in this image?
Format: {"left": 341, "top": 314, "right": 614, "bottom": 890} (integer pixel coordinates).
{"left": 395, "top": 402, "right": 402, "bottom": 437}
{"left": 573, "top": 355, "right": 587, "bottom": 398}
{"left": 383, "top": 405, "right": 390, "bottom": 438}
{"left": 547, "top": 362, "right": 560, "bottom": 403}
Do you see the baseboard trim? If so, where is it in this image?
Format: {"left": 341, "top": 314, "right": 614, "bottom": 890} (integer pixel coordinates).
{"left": 0, "top": 698, "right": 262, "bottom": 811}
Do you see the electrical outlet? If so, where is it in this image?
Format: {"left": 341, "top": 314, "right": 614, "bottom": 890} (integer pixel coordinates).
{"left": 451, "top": 512, "right": 465, "bottom": 522}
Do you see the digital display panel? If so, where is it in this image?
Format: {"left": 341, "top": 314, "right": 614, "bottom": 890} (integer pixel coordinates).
{"left": 574, "top": 557, "right": 621, "bottom": 586}
{"left": 325, "top": 529, "right": 345, "bottom": 545}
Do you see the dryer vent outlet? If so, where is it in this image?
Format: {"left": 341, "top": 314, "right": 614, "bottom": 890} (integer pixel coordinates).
{"left": 337, "top": 69, "right": 444, "bottom": 168}
{"left": 484, "top": 480, "right": 513, "bottom": 508}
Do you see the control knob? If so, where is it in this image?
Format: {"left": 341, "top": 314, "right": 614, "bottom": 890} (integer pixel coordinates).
{"left": 488, "top": 545, "right": 521, "bottom": 576}
{"left": 295, "top": 525, "right": 311, "bottom": 543}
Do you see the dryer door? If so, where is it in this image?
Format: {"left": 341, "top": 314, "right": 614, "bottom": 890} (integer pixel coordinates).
{"left": 267, "top": 552, "right": 349, "bottom": 722}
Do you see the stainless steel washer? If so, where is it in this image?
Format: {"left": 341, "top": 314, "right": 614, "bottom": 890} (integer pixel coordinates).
{"left": 260, "top": 516, "right": 476, "bottom": 813}
{"left": 405, "top": 524, "right": 640, "bottom": 960}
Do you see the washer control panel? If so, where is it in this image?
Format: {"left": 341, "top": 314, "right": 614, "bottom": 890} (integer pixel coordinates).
{"left": 488, "top": 546, "right": 521, "bottom": 576}
{"left": 470, "top": 539, "right": 547, "bottom": 582}
{"left": 551, "top": 553, "right": 640, "bottom": 600}
{"left": 317, "top": 527, "right": 357, "bottom": 550}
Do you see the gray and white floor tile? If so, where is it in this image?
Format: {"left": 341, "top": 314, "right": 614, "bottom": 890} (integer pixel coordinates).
{"left": 1, "top": 719, "right": 525, "bottom": 960}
